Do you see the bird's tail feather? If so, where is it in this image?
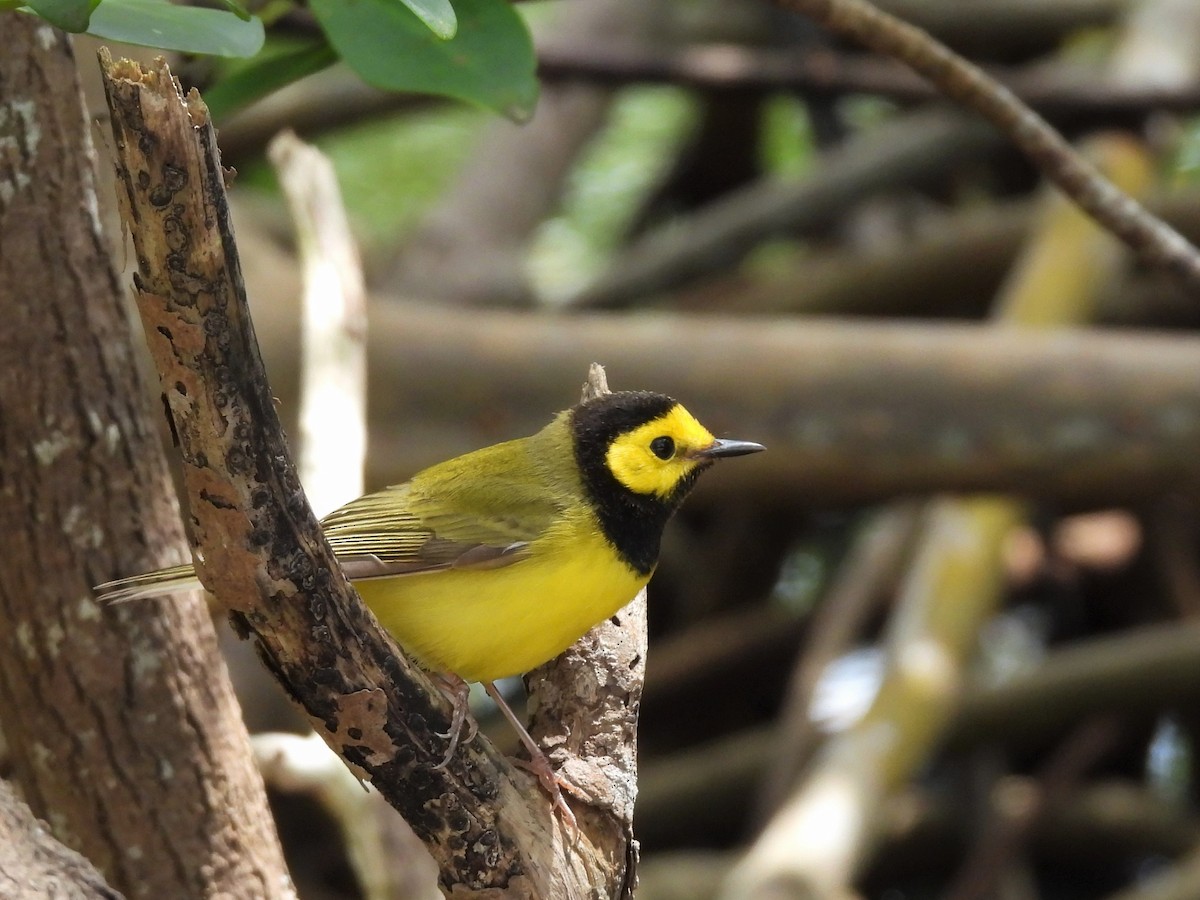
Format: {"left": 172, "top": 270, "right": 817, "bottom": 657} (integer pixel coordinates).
{"left": 94, "top": 564, "right": 201, "bottom": 603}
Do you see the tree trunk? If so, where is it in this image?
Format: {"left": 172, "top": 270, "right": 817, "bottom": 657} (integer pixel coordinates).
{"left": 0, "top": 20, "right": 293, "bottom": 899}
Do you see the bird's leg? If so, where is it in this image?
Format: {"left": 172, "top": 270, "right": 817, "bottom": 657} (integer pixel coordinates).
{"left": 430, "top": 672, "right": 478, "bottom": 769}
{"left": 483, "top": 681, "right": 578, "bottom": 833}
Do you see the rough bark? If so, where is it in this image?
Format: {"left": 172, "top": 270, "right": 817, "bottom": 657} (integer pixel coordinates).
{"left": 0, "top": 780, "right": 122, "bottom": 899}
{"left": 0, "top": 19, "right": 292, "bottom": 899}
{"left": 100, "top": 52, "right": 637, "bottom": 898}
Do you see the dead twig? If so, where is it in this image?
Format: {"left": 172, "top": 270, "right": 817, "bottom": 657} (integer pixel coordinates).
{"left": 772, "top": 0, "right": 1200, "bottom": 292}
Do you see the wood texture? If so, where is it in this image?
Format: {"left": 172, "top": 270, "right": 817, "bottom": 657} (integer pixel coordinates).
{"left": 0, "top": 20, "right": 292, "bottom": 899}
{"left": 100, "top": 53, "right": 637, "bottom": 898}
{"left": 0, "top": 780, "right": 122, "bottom": 899}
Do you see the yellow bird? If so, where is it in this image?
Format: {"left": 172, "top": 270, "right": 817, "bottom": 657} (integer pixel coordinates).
{"left": 96, "top": 390, "right": 763, "bottom": 816}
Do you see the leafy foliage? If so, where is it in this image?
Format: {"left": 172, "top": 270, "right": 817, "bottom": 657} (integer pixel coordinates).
{"left": 87, "top": 0, "right": 264, "bottom": 56}
{"left": 201, "top": 41, "right": 338, "bottom": 122}
{"left": 309, "top": 0, "right": 537, "bottom": 120}
{"left": 25, "top": 0, "right": 100, "bottom": 32}
{"left": 398, "top": 0, "right": 457, "bottom": 40}
{"left": 19, "top": 0, "right": 264, "bottom": 56}
{"left": 11, "top": 0, "right": 538, "bottom": 119}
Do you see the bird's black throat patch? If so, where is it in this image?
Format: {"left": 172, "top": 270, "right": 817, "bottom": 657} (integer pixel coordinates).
{"left": 571, "top": 391, "right": 706, "bottom": 576}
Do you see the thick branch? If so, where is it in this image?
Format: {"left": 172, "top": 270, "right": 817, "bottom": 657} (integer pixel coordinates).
{"left": 248, "top": 304, "right": 1200, "bottom": 508}
{"left": 0, "top": 780, "right": 122, "bottom": 899}
{"left": 99, "top": 53, "right": 631, "bottom": 897}
{"left": 524, "top": 366, "right": 645, "bottom": 899}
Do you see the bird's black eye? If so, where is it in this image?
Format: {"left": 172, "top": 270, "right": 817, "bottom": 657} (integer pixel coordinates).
{"left": 650, "top": 436, "right": 675, "bottom": 460}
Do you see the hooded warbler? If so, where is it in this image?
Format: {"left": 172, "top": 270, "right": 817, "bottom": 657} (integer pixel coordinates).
{"left": 95, "top": 391, "right": 763, "bottom": 811}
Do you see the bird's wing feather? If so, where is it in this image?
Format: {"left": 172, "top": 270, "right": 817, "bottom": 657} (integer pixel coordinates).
{"left": 319, "top": 477, "right": 559, "bottom": 580}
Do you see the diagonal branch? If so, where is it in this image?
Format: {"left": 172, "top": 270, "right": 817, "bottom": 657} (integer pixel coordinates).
{"left": 98, "top": 52, "right": 633, "bottom": 898}
{"left": 773, "top": 0, "right": 1200, "bottom": 293}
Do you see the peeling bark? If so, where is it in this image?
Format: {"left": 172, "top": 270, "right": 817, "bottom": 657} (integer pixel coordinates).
{"left": 99, "top": 52, "right": 637, "bottom": 898}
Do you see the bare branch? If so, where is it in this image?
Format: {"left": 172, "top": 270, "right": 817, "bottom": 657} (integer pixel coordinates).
{"left": 314, "top": 304, "right": 1200, "bottom": 508}
{"left": 773, "top": 0, "right": 1200, "bottom": 292}
{"left": 268, "top": 130, "right": 367, "bottom": 517}
{"left": 539, "top": 41, "right": 1200, "bottom": 117}
{"left": 99, "top": 52, "right": 633, "bottom": 897}
{"left": 0, "top": 780, "right": 123, "bottom": 899}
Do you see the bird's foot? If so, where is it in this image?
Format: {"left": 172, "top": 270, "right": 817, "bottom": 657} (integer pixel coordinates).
{"left": 510, "top": 754, "right": 579, "bottom": 835}
{"left": 430, "top": 673, "right": 478, "bottom": 770}
{"left": 483, "top": 681, "right": 579, "bottom": 837}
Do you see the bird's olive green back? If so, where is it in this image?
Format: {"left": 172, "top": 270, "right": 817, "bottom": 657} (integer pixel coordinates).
{"left": 320, "top": 413, "right": 581, "bottom": 578}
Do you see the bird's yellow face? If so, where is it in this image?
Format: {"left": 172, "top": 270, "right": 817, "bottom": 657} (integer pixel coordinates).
{"left": 605, "top": 404, "right": 718, "bottom": 498}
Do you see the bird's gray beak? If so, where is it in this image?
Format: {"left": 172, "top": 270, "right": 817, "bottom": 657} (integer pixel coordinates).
{"left": 692, "top": 438, "right": 766, "bottom": 460}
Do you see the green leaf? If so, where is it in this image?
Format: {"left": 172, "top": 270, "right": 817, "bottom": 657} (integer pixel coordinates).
{"left": 87, "top": 0, "right": 264, "bottom": 57}
{"left": 213, "top": 0, "right": 251, "bottom": 22}
{"left": 26, "top": 0, "right": 97, "bottom": 32}
{"left": 203, "top": 41, "right": 337, "bottom": 122}
{"left": 310, "top": 0, "right": 537, "bottom": 120}
{"left": 398, "top": 0, "right": 456, "bottom": 40}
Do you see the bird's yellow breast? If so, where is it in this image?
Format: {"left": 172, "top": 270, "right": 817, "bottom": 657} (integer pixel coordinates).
{"left": 352, "top": 509, "right": 648, "bottom": 683}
